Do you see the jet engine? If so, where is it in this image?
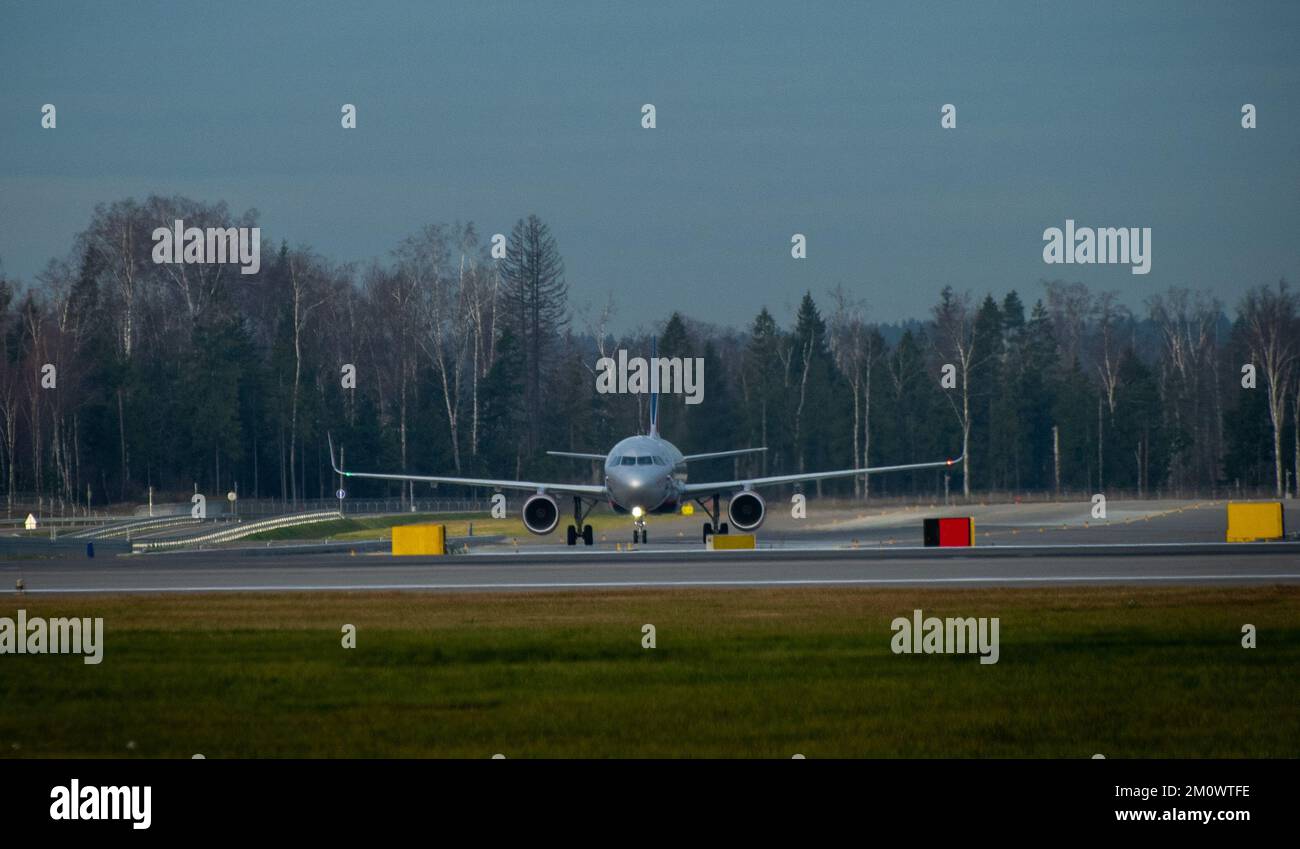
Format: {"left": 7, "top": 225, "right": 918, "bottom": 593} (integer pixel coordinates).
{"left": 522, "top": 493, "right": 560, "bottom": 535}
{"left": 727, "top": 491, "right": 766, "bottom": 531}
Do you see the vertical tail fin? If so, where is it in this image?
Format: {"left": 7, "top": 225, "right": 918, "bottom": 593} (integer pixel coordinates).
{"left": 649, "top": 336, "right": 659, "bottom": 437}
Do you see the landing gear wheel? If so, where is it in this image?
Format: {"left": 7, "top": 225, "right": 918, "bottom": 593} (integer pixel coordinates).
{"left": 582, "top": 524, "right": 593, "bottom": 546}
{"left": 632, "top": 530, "right": 640, "bottom": 544}
{"left": 703, "top": 522, "right": 713, "bottom": 543}
{"left": 719, "top": 522, "right": 729, "bottom": 535}
{"left": 642, "top": 528, "right": 648, "bottom": 544}
{"left": 566, "top": 525, "right": 577, "bottom": 546}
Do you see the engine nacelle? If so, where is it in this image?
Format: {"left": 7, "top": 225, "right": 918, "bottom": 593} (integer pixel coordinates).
{"left": 522, "top": 493, "right": 560, "bottom": 535}
{"left": 727, "top": 491, "right": 766, "bottom": 531}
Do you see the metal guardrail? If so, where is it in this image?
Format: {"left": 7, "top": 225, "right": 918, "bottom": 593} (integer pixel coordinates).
{"left": 134, "top": 510, "right": 343, "bottom": 552}
{"left": 228, "top": 498, "right": 491, "bottom": 517}
{"left": 0, "top": 498, "right": 492, "bottom": 526}
{"left": 71, "top": 516, "right": 204, "bottom": 540}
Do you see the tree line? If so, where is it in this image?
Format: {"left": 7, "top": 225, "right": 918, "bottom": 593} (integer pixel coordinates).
{"left": 1, "top": 194, "right": 1296, "bottom": 514}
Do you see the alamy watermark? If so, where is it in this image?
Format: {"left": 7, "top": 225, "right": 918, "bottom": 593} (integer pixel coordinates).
{"left": 50, "top": 780, "right": 150, "bottom": 830}
{"left": 152, "top": 219, "right": 261, "bottom": 275}
{"left": 596, "top": 349, "right": 704, "bottom": 405}
{"left": 1, "top": 610, "right": 104, "bottom": 664}
{"left": 891, "top": 609, "right": 999, "bottom": 664}
{"left": 1043, "top": 219, "right": 1151, "bottom": 275}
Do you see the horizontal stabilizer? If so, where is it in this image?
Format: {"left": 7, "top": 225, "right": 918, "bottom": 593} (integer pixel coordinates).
{"left": 682, "top": 447, "right": 768, "bottom": 462}
{"left": 546, "top": 451, "right": 607, "bottom": 461}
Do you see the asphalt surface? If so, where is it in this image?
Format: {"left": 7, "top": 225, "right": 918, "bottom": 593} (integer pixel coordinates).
{"left": 4, "top": 499, "right": 1296, "bottom": 594}
{"left": 5, "top": 542, "right": 1299, "bottom": 594}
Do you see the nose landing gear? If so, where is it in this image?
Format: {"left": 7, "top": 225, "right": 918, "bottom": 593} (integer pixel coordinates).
{"left": 632, "top": 519, "right": 647, "bottom": 545}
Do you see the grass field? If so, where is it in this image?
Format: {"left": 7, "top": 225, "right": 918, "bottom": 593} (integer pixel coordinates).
{"left": 240, "top": 511, "right": 643, "bottom": 542}
{"left": 1, "top": 586, "right": 1297, "bottom": 757}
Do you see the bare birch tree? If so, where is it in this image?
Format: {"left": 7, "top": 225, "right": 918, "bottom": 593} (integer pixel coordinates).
{"left": 932, "top": 286, "right": 976, "bottom": 497}
{"left": 1239, "top": 281, "right": 1299, "bottom": 497}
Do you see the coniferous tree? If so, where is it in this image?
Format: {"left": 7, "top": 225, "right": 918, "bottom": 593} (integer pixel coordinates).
{"left": 787, "top": 293, "right": 838, "bottom": 493}
{"left": 499, "top": 215, "right": 567, "bottom": 462}
{"left": 742, "top": 308, "right": 784, "bottom": 476}
{"left": 657, "top": 311, "right": 694, "bottom": 446}
{"left": 1112, "top": 347, "right": 1166, "bottom": 495}
{"left": 970, "top": 294, "right": 1003, "bottom": 490}
{"left": 477, "top": 329, "right": 527, "bottom": 480}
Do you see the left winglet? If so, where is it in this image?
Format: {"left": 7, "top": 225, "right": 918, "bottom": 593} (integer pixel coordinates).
{"left": 328, "top": 433, "right": 347, "bottom": 476}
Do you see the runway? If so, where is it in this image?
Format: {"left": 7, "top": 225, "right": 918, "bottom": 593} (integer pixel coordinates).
{"left": 6, "top": 542, "right": 1299, "bottom": 594}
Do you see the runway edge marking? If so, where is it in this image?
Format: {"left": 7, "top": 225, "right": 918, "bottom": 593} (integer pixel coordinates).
{"left": 18, "top": 574, "right": 1300, "bottom": 594}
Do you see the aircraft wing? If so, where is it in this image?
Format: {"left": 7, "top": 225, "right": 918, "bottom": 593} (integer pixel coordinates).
{"left": 682, "top": 456, "right": 962, "bottom": 494}
{"left": 329, "top": 437, "right": 605, "bottom": 496}
{"left": 681, "top": 447, "right": 767, "bottom": 462}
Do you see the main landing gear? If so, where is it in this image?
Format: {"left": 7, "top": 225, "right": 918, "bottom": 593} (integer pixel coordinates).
{"left": 695, "top": 494, "right": 729, "bottom": 543}
{"left": 565, "top": 496, "right": 595, "bottom": 547}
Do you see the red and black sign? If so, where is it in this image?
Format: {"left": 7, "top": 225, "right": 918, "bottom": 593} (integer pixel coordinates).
{"left": 923, "top": 517, "right": 975, "bottom": 547}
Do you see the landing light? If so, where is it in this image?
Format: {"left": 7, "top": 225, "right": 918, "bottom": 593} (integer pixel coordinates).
{"left": 632, "top": 506, "right": 644, "bottom": 518}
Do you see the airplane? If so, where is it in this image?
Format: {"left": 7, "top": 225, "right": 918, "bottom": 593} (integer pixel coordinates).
{"left": 328, "top": 356, "right": 961, "bottom": 546}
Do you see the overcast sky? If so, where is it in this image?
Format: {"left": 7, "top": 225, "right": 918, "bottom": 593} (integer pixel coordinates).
{"left": 2, "top": 1, "right": 1297, "bottom": 332}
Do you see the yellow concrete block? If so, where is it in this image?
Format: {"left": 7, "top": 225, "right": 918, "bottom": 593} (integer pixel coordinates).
{"left": 707, "top": 533, "right": 755, "bottom": 550}
{"left": 392, "top": 523, "right": 446, "bottom": 556}
{"left": 1226, "top": 502, "right": 1284, "bottom": 543}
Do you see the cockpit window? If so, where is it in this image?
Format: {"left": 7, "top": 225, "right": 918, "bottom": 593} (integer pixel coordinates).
{"left": 653, "top": 456, "right": 666, "bottom": 465}
{"left": 637, "top": 456, "right": 654, "bottom": 465}
{"left": 620, "top": 456, "right": 636, "bottom": 466}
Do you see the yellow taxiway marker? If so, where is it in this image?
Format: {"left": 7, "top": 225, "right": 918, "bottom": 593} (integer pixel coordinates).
{"left": 707, "top": 534, "right": 756, "bottom": 550}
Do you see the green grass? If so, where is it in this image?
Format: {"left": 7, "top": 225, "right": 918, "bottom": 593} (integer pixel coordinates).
{"left": 1, "top": 586, "right": 1297, "bottom": 757}
{"left": 240, "top": 512, "right": 483, "bottom": 541}
{"left": 240, "top": 511, "right": 640, "bottom": 542}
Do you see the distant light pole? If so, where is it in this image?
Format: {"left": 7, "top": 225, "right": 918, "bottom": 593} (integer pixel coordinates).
{"left": 1052, "top": 425, "right": 1061, "bottom": 497}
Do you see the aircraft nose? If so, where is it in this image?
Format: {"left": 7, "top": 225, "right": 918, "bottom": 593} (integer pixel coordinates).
{"left": 609, "top": 467, "right": 670, "bottom": 509}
